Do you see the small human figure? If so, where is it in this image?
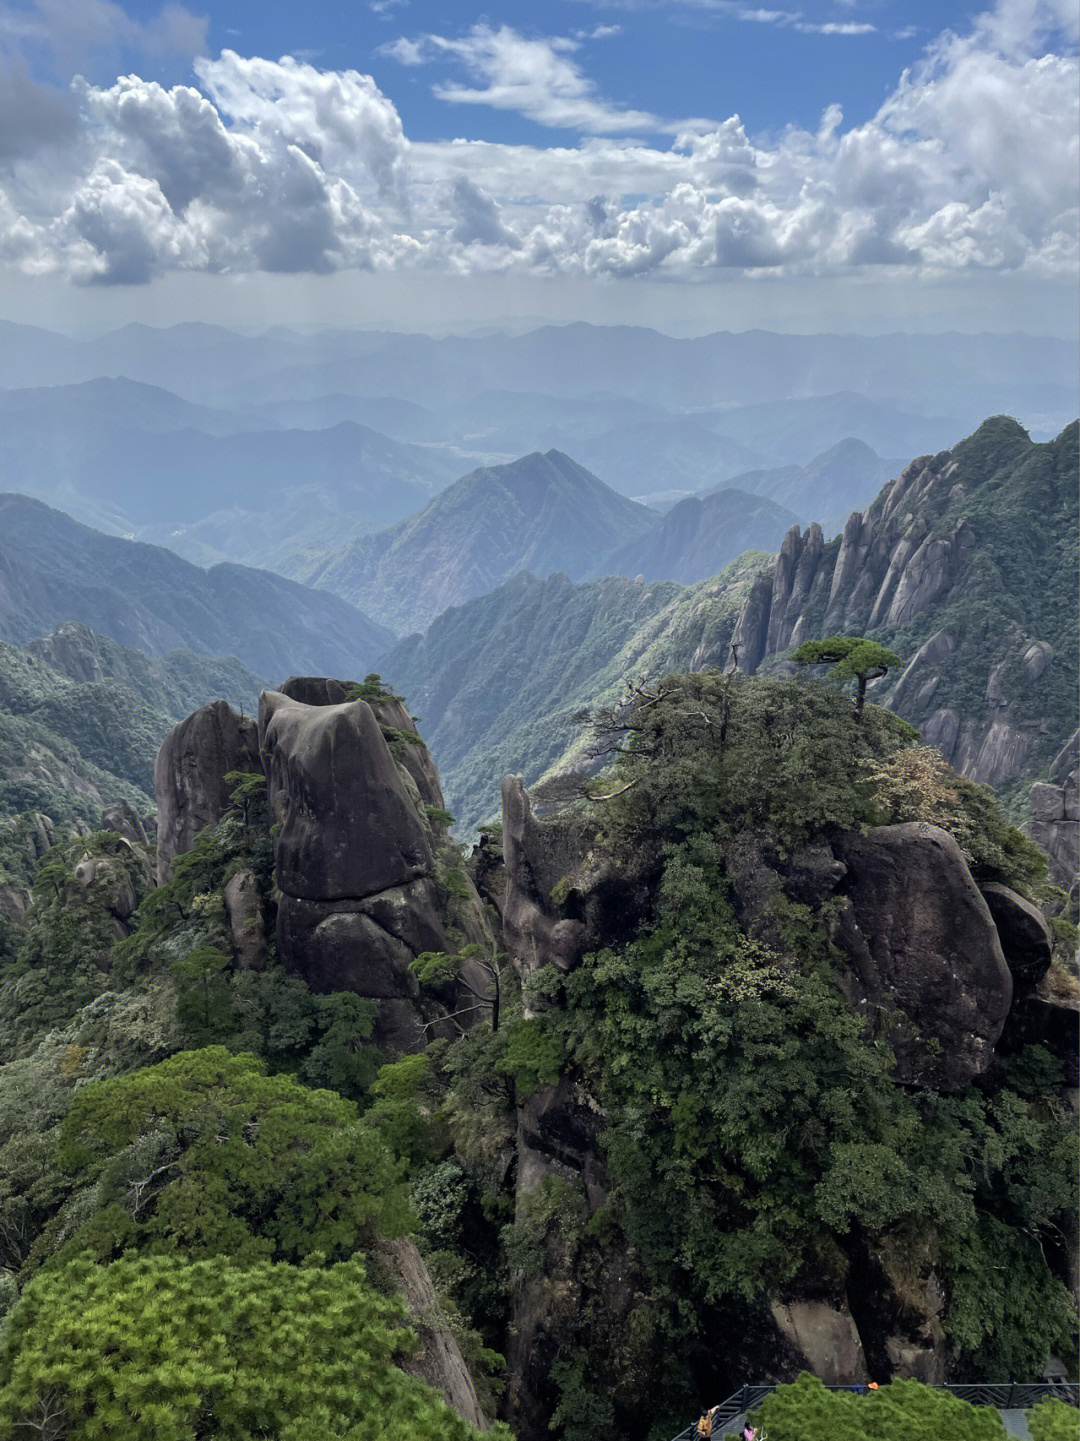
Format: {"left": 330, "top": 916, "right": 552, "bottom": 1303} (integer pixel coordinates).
{"left": 696, "top": 1409, "right": 713, "bottom": 1438}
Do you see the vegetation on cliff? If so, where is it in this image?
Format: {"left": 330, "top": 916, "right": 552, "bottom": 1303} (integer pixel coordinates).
{"left": 0, "top": 658, "right": 1074, "bottom": 1441}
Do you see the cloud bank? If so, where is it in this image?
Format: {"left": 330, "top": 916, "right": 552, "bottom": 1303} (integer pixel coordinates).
{"left": 0, "top": 0, "right": 1075, "bottom": 286}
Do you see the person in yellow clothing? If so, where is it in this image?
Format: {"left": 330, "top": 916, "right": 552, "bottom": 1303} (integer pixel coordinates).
{"left": 696, "top": 1406, "right": 716, "bottom": 1437}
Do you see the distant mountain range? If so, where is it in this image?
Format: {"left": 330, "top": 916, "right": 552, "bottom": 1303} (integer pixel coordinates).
{"left": 605, "top": 488, "right": 798, "bottom": 584}
{"left": 0, "top": 379, "right": 461, "bottom": 565}
{"left": 0, "top": 493, "right": 393, "bottom": 679}
{"left": 2, "top": 323, "right": 1074, "bottom": 548}
{"left": 295, "top": 450, "right": 657, "bottom": 635}
{"left": 707, "top": 438, "right": 901, "bottom": 536}
{"left": 4, "top": 322, "right": 1072, "bottom": 428}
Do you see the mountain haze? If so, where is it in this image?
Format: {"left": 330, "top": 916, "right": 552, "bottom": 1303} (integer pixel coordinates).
{"left": 299, "top": 450, "right": 655, "bottom": 634}
{"left": 605, "top": 487, "right": 800, "bottom": 584}
{"left": 708, "top": 438, "right": 900, "bottom": 536}
{"left": 0, "top": 493, "right": 394, "bottom": 679}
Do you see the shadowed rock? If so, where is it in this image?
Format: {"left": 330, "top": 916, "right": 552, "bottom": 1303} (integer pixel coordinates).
{"left": 278, "top": 675, "right": 352, "bottom": 706}
{"left": 154, "top": 700, "right": 260, "bottom": 883}
{"left": 835, "top": 822, "right": 1012, "bottom": 1090}
{"left": 259, "top": 689, "right": 431, "bottom": 903}
{"left": 980, "top": 882, "right": 1052, "bottom": 993}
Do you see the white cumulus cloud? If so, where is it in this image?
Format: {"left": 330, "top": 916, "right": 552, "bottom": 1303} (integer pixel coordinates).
{"left": 0, "top": 0, "right": 1074, "bottom": 286}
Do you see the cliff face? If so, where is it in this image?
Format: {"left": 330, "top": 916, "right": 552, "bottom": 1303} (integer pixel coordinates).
{"left": 494, "top": 768, "right": 1064, "bottom": 1438}
{"left": 154, "top": 678, "right": 494, "bottom": 1052}
{"left": 726, "top": 418, "right": 1079, "bottom": 794}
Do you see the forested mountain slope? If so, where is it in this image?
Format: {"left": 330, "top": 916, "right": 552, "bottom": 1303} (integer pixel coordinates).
{"left": 0, "top": 623, "right": 260, "bottom": 884}
{"left": 0, "top": 493, "right": 394, "bottom": 679}
{"left": 730, "top": 417, "right": 1079, "bottom": 802}
{"left": 379, "top": 557, "right": 767, "bottom": 832}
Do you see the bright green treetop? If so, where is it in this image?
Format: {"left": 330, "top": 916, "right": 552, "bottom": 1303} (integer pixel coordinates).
{"left": 49, "top": 1046, "right": 408, "bottom": 1268}
{"left": 793, "top": 636, "right": 904, "bottom": 720}
{"left": 0, "top": 1251, "right": 508, "bottom": 1441}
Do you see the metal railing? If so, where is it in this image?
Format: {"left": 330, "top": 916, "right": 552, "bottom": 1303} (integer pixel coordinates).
{"left": 670, "top": 1379, "right": 1079, "bottom": 1438}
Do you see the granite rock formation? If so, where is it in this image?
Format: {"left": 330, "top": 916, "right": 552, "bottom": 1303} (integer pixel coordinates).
{"left": 834, "top": 824, "right": 1012, "bottom": 1091}
{"left": 1023, "top": 730, "right": 1078, "bottom": 896}
{"left": 155, "top": 680, "right": 494, "bottom": 1053}
{"left": 154, "top": 700, "right": 261, "bottom": 883}
{"left": 723, "top": 419, "right": 1078, "bottom": 797}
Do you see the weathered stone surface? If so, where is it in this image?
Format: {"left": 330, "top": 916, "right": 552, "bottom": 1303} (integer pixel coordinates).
{"left": 223, "top": 868, "right": 267, "bottom": 971}
{"left": 501, "top": 774, "right": 658, "bottom": 996}
{"left": 885, "top": 1338, "right": 945, "bottom": 1385}
{"left": 921, "top": 707, "right": 960, "bottom": 761}
{"left": 1030, "top": 782, "right": 1066, "bottom": 822}
{"left": 357, "top": 877, "right": 448, "bottom": 957}
{"left": 278, "top": 675, "right": 352, "bottom": 707}
{"left": 277, "top": 893, "right": 430, "bottom": 1050}
{"left": 835, "top": 823, "right": 1012, "bottom": 1090}
{"left": 377, "top": 1237, "right": 491, "bottom": 1430}
{"left": 154, "top": 700, "right": 260, "bottom": 883}
{"left": 888, "top": 630, "right": 955, "bottom": 713}
{"left": 1024, "top": 730, "right": 1079, "bottom": 893}
{"left": 370, "top": 696, "right": 446, "bottom": 812}
{"left": 980, "top": 882, "right": 1052, "bottom": 993}
{"left": 278, "top": 895, "right": 420, "bottom": 997}
{"left": 769, "top": 1300, "right": 867, "bottom": 1385}
{"left": 501, "top": 776, "right": 588, "bottom": 988}
{"left": 259, "top": 690, "right": 431, "bottom": 903}
{"left": 0, "top": 883, "right": 31, "bottom": 925}
{"left": 101, "top": 800, "right": 148, "bottom": 847}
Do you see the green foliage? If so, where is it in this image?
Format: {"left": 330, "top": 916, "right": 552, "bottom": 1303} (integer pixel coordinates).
{"left": 743, "top": 1373, "right": 1008, "bottom": 1441}
{"left": 46, "top": 1047, "right": 408, "bottom": 1269}
{"left": 1026, "top": 1398, "right": 1079, "bottom": 1441}
{"left": 0, "top": 830, "right": 153, "bottom": 1055}
{"left": 380, "top": 558, "right": 765, "bottom": 835}
{"left": 0, "top": 1251, "right": 506, "bottom": 1441}
{"left": 345, "top": 672, "right": 404, "bottom": 703}
{"left": 794, "top": 636, "right": 904, "bottom": 720}
{"left": 595, "top": 671, "right": 914, "bottom": 851}
{"left": 497, "top": 1017, "right": 566, "bottom": 1098}
{"left": 171, "top": 945, "right": 233, "bottom": 1044}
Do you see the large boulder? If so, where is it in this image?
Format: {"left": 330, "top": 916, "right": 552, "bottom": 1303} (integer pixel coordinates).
{"left": 278, "top": 676, "right": 446, "bottom": 811}
{"left": 101, "top": 800, "right": 149, "bottom": 847}
{"left": 259, "top": 689, "right": 431, "bottom": 903}
{"left": 260, "top": 689, "right": 490, "bottom": 1050}
{"left": 979, "top": 882, "right": 1052, "bottom": 993}
{"left": 834, "top": 823, "right": 1012, "bottom": 1090}
{"left": 154, "top": 700, "right": 260, "bottom": 883}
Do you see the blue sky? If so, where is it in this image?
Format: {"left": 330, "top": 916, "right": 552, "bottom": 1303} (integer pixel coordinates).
{"left": 0, "top": 0, "right": 1076, "bottom": 334}
{"left": 17, "top": 0, "right": 992, "bottom": 141}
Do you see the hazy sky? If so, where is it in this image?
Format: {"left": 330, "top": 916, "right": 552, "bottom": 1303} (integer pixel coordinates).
{"left": 0, "top": 0, "right": 1076, "bottom": 335}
